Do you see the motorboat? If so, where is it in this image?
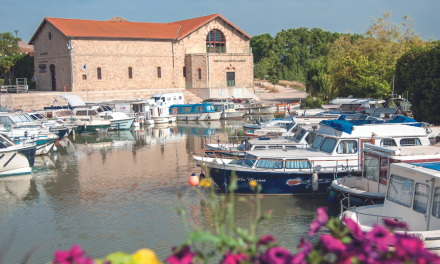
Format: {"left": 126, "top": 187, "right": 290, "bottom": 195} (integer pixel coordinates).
{"left": 340, "top": 159, "right": 440, "bottom": 255}
{"left": 204, "top": 125, "right": 317, "bottom": 157}
{"left": 232, "top": 98, "right": 276, "bottom": 114}
{"left": 0, "top": 133, "right": 36, "bottom": 176}
{"left": 243, "top": 118, "right": 293, "bottom": 131}
{"left": 170, "top": 104, "right": 221, "bottom": 121}
{"left": 104, "top": 99, "right": 155, "bottom": 125}
{"left": 330, "top": 144, "right": 440, "bottom": 206}
{"left": 48, "top": 108, "right": 111, "bottom": 134}
{"left": 192, "top": 120, "right": 432, "bottom": 195}
{"left": 28, "top": 112, "right": 75, "bottom": 137}
{"left": 209, "top": 102, "right": 243, "bottom": 119}
{"left": 74, "top": 106, "right": 135, "bottom": 130}
{"left": 0, "top": 125, "right": 58, "bottom": 155}
{"left": 150, "top": 105, "right": 175, "bottom": 124}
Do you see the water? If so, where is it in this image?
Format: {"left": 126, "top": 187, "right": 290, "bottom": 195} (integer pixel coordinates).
{"left": 0, "top": 120, "right": 332, "bottom": 263}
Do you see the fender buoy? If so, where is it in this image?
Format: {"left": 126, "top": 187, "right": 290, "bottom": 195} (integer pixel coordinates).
{"left": 189, "top": 172, "right": 199, "bottom": 186}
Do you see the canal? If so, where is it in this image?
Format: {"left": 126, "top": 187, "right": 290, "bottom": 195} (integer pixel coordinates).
{"left": 0, "top": 120, "right": 332, "bottom": 263}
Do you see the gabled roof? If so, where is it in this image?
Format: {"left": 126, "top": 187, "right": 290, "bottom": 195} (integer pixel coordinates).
{"left": 29, "top": 13, "right": 250, "bottom": 44}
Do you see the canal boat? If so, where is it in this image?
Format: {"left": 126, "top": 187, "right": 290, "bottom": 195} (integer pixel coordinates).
{"left": 48, "top": 109, "right": 110, "bottom": 134}
{"left": 330, "top": 144, "right": 440, "bottom": 206}
{"left": 193, "top": 120, "right": 431, "bottom": 195}
{"left": 0, "top": 133, "right": 36, "bottom": 176}
{"left": 150, "top": 105, "right": 175, "bottom": 124}
{"left": 106, "top": 99, "right": 155, "bottom": 125}
{"left": 209, "top": 102, "right": 243, "bottom": 119}
{"left": 232, "top": 98, "right": 276, "bottom": 114}
{"left": 151, "top": 92, "right": 184, "bottom": 107}
{"left": 169, "top": 104, "right": 221, "bottom": 121}
{"left": 340, "top": 160, "right": 440, "bottom": 255}
{"left": 205, "top": 125, "right": 317, "bottom": 157}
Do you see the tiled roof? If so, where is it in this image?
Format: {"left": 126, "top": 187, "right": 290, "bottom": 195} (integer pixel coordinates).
{"left": 29, "top": 14, "right": 250, "bottom": 44}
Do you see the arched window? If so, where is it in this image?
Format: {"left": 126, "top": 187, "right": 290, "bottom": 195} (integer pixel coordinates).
{"left": 206, "top": 29, "right": 226, "bottom": 53}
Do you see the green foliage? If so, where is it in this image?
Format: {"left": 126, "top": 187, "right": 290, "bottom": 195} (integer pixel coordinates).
{"left": 395, "top": 42, "right": 440, "bottom": 124}
{"left": 0, "top": 32, "right": 21, "bottom": 56}
{"left": 306, "top": 57, "right": 333, "bottom": 98}
{"left": 305, "top": 95, "right": 324, "bottom": 109}
{"left": 0, "top": 53, "right": 34, "bottom": 81}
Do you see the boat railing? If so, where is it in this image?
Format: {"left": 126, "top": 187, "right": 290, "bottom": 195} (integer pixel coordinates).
{"left": 193, "top": 150, "right": 361, "bottom": 174}
{"left": 340, "top": 196, "right": 406, "bottom": 226}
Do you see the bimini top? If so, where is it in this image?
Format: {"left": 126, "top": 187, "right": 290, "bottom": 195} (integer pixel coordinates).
{"left": 57, "top": 95, "right": 86, "bottom": 107}
{"left": 388, "top": 115, "right": 421, "bottom": 127}
{"left": 320, "top": 120, "right": 354, "bottom": 134}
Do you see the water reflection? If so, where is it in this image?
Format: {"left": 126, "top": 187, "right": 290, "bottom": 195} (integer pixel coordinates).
{"left": 0, "top": 122, "right": 329, "bottom": 263}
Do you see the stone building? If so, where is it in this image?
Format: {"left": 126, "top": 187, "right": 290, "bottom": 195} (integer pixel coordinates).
{"left": 28, "top": 14, "right": 253, "bottom": 96}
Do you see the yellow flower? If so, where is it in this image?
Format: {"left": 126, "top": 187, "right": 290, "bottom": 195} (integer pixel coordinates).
{"left": 199, "top": 178, "right": 212, "bottom": 188}
{"left": 126, "top": 249, "right": 163, "bottom": 264}
{"left": 249, "top": 180, "right": 257, "bottom": 187}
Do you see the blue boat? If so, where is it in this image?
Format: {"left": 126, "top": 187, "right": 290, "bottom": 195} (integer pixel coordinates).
{"left": 169, "top": 104, "right": 222, "bottom": 121}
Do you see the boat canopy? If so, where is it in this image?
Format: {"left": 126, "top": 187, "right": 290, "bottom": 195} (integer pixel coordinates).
{"left": 388, "top": 115, "right": 421, "bottom": 127}
{"left": 409, "top": 162, "right": 440, "bottom": 172}
{"left": 320, "top": 120, "right": 354, "bottom": 134}
{"left": 56, "top": 95, "right": 86, "bottom": 107}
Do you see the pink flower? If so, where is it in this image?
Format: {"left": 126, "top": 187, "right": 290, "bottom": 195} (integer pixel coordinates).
{"left": 343, "top": 217, "right": 363, "bottom": 239}
{"left": 291, "top": 238, "right": 312, "bottom": 264}
{"left": 308, "top": 207, "right": 328, "bottom": 236}
{"left": 320, "top": 234, "right": 347, "bottom": 253}
{"left": 165, "top": 245, "right": 197, "bottom": 264}
{"left": 383, "top": 218, "right": 407, "bottom": 230}
{"left": 259, "top": 246, "right": 292, "bottom": 264}
{"left": 257, "top": 235, "right": 276, "bottom": 246}
{"left": 220, "top": 252, "right": 249, "bottom": 264}
{"left": 365, "top": 224, "right": 395, "bottom": 252}
{"left": 53, "top": 244, "right": 94, "bottom": 264}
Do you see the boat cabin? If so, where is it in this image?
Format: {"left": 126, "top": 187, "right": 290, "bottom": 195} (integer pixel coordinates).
{"left": 0, "top": 113, "right": 39, "bottom": 128}
{"left": 151, "top": 92, "right": 184, "bottom": 107}
{"left": 209, "top": 102, "right": 236, "bottom": 113}
{"left": 169, "top": 104, "right": 216, "bottom": 114}
{"left": 73, "top": 106, "right": 110, "bottom": 116}
{"left": 325, "top": 98, "right": 385, "bottom": 113}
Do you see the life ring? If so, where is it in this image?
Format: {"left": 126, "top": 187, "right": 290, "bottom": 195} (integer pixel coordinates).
{"left": 172, "top": 108, "right": 178, "bottom": 115}
{"left": 173, "top": 127, "right": 178, "bottom": 134}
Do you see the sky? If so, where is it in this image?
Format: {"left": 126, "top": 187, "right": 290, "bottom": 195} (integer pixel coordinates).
{"left": 1, "top": 0, "right": 439, "bottom": 42}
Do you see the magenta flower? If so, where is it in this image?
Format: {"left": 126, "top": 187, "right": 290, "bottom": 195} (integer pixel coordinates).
{"left": 291, "top": 238, "right": 312, "bottom": 264}
{"left": 343, "top": 217, "right": 363, "bottom": 239}
{"left": 308, "top": 207, "right": 328, "bottom": 236}
{"left": 383, "top": 218, "right": 407, "bottom": 230}
{"left": 365, "top": 224, "right": 396, "bottom": 252}
{"left": 259, "top": 246, "right": 292, "bottom": 264}
{"left": 53, "top": 244, "right": 94, "bottom": 264}
{"left": 320, "top": 234, "right": 347, "bottom": 254}
{"left": 165, "top": 245, "right": 197, "bottom": 264}
{"left": 220, "top": 252, "right": 249, "bottom": 264}
{"left": 257, "top": 235, "right": 276, "bottom": 246}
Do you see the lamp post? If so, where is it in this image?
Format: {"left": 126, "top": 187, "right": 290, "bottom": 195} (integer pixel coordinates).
{"left": 14, "top": 30, "right": 18, "bottom": 38}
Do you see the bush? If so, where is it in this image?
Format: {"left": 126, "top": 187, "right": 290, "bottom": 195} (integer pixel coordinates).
{"left": 305, "top": 95, "right": 324, "bottom": 109}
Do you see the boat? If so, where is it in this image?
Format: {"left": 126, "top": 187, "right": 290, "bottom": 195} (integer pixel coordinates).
{"left": 232, "top": 98, "right": 276, "bottom": 114}
{"left": 208, "top": 102, "right": 243, "bottom": 119}
{"left": 170, "top": 104, "right": 221, "bottom": 121}
{"left": 204, "top": 125, "right": 317, "bottom": 157}
{"left": 150, "top": 105, "right": 175, "bottom": 124}
{"left": 192, "top": 119, "right": 432, "bottom": 195}
{"left": 243, "top": 118, "right": 293, "bottom": 131}
{"left": 340, "top": 159, "right": 440, "bottom": 255}
{"left": 0, "top": 133, "right": 36, "bottom": 176}
{"left": 104, "top": 99, "right": 155, "bottom": 125}
{"left": 73, "top": 106, "right": 135, "bottom": 130}
{"left": 28, "top": 111, "right": 76, "bottom": 137}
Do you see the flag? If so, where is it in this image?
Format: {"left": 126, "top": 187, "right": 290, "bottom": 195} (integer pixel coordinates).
{"left": 80, "top": 64, "right": 86, "bottom": 71}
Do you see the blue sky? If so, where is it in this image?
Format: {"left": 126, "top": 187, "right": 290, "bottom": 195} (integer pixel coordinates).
{"left": 1, "top": 0, "right": 439, "bottom": 42}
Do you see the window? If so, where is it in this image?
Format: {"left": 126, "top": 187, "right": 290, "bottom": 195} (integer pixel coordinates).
{"left": 400, "top": 138, "right": 422, "bottom": 146}
{"left": 381, "top": 139, "right": 397, "bottom": 147}
{"left": 413, "top": 183, "right": 430, "bottom": 214}
{"left": 340, "top": 104, "right": 361, "bottom": 112}
{"left": 432, "top": 187, "right": 440, "bottom": 218}
{"left": 97, "top": 68, "right": 102, "bottom": 80}
{"left": 256, "top": 159, "right": 283, "bottom": 169}
{"left": 336, "top": 140, "right": 358, "bottom": 154}
{"left": 0, "top": 117, "right": 13, "bottom": 125}
{"left": 183, "top": 67, "right": 186, "bottom": 77}
{"left": 312, "top": 135, "right": 323, "bottom": 149}
{"left": 386, "top": 174, "right": 414, "bottom": 207}
{"left": 364, "top": 154, "right": 379, "bottom": 181}
{"left": 285, "top": 146, "right": 297, "bottom": 150}
{"left": 39, "top": 64, "right": 47, "bottom": 73}
{"left": 320, "top": 138, "right": 337, "bottom": 153}
{"left": 195, "top": 106, "right": 205, "bottom": 112}
{"left": 76, "top": 111, "right": 87, "bottom": 116}
{"left": 128, "top": 67, "right": 133, "bottom": 79}
{"left": 198, "top": 69, "right": 202, "bottom": 80}
{"left": 82, "top": 75, "right": 87, "bottom": 80}
{"left": 181, "top": 107, "right": 192, "bottom": 112}
{"left": 48, "top": 32, "right": 52, "bottom": 40}
{"left": 206, "top": 29, "right": 226, "bottom": 53}
{"left": 157, "top": 67, "right": 161, "bottom": 78}
{"left": 286, "top": 160, "right": 311, "bottom": 169}
{"left": 87, "top": 111, "right": 96, "bottom": 116}
{"left": 244, "top": 154, "right": 257, "bottom": 167}
{"left": 295, "top": 129, "right": 307, "bottom": 141}
{"left": 253, "top": 146, "right": 266, "bottom": 150}
{"left": 268, "top": 146, "right": 283, "bottom": 149}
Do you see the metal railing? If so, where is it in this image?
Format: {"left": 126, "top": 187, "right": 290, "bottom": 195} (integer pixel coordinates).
{"left": 0, "top": 85, "right": 28, "bottom": 93}
{"left": 340, "top": 196, "right": 406, "bottom": 226}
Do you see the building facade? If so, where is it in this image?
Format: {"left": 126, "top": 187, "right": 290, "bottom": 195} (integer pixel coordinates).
{"left": 29, "top": 14, "right": 253, "bottom": 93}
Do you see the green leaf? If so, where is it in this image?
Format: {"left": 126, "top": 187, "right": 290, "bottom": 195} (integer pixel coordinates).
{"left": 102, "top": 252, "right": 132, "bottom": 264}
{"left": 188, "top": 231, "right": 221, "bottom": 244}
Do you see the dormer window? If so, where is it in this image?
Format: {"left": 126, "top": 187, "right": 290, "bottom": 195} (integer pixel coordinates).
{"left": 206, "top": 29, "right": 225, "bottom": 53}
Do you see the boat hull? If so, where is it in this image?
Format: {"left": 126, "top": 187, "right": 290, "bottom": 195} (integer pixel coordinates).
{"left": 0, "top": 146, "right": 36, "bottom": 176}
{"left": 246, "top": 105, "right": 276, "bottom": 115}
{"left": 109, "top": 118, "right": 135, "bottom": 130}
{"left": 205, "top": 166, "right": 342, "bottom": 195}
{"left": 35, "top": 140, "right": 56, "bottom": 155}
{"left": 50, "top": 128, "right": 69, "bottom": 140}
{"left": 76, "top": 125, "right": 110, "bottom": 134}
{"left": 221, "top": 112, "right": 243, "bottom": 119}
{"left": 176, "top": 112, "right": 221, "bottom": 121}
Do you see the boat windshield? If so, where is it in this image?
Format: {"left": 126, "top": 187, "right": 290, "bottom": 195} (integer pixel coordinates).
{"left": 97, "top": 107, "right": 104, "bottom": 113}
{"left": 364, "top": 154, "right": 379, "bottom": 181}
{"left": 295, "top": 129, "right": 307, "bottom": 141}
{"left": 311, "top": 135, "right": 323, "bottom": 149}
{"left": 11, "top": 116, "right": 23, "bottom": 123}
{"left": 320, "top": 137, "right": 337, "bottom": 153}
{"left": 244, "top": 154, "right": 258, "bottom": 167}
{"left": 305, "top": 132, "right": 317, "bottom": 145}
{"left": 22, "top": 115, "right": 34, "bottom": 122}
{"left": 286, "top": 122, "right": 296, "bottom": 132}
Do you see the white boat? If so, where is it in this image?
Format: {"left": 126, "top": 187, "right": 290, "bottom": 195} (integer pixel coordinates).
{"left": 150, "top": 105, "right": 175, "bottom": 124}
{"left": 104, "top": 99, "right": 155, "bottom": 125}
{"left": 209, "top": 102, "right": 243, "bottom": 119}
{"left": 0, "top": 134, "right": 36, "bottom": 176}
{"left": 73, "top": 106, "right": 134, "bottom": 130}
{"left": 341, "top": 158, "right": 440, "bottom": 255}
{"left": 243, "top": 118, "right": 293, "bottom": 131}
{"left": 193, "top": 120, "right": 431, "bottom": 195}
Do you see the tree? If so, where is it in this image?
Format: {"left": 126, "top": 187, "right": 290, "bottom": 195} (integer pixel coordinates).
{"left": 0, "top": 32, "right": 21, "bottom": 57}
{"left": 0, "top": 54, "right": 34, "bottom": 82}
{"left": 250, "top": 33, "right": 275, "bottom": 64}
{"left": 394, "top": 42, "right": 440, "bottom": 124}
{"left": 306, "top": 57, "right": 333, "bottom": 98}
{"left": 328, "top": 11, "right": 425, "bottom": 98}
